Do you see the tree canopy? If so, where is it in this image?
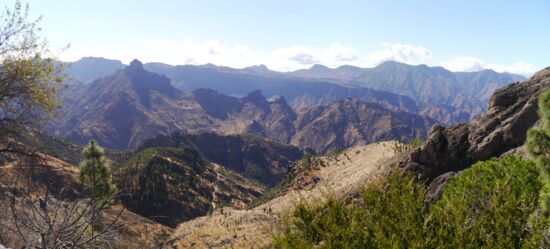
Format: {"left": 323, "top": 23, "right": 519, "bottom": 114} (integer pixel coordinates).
{"left": 0, "top": 0, "right": 62, "bottom": 141}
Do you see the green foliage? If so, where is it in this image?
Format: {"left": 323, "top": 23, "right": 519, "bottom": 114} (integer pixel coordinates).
{"left": 79, "top": 140, "right": 117, "bottom": 203}
{"left": 274, "top": 156, "right": 549, "bottom": 249}
{"left": 273, "top": 171, "right": 428, "bottom": 249}
{"left": 0, "top": 0, "right": 64, "bottom": 137}
{"left": 526, "top": 89, "right": 550, "bottom": 216}
{"left": 427, "top": 156, "right": 546, "bottom": 248}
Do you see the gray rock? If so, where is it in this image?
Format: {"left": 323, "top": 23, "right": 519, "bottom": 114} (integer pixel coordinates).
{"left": 400, "top": 67, "right": 550, "bottom": 184}
{"left": 425, "top": 171, "right": 456, "bottom": 204}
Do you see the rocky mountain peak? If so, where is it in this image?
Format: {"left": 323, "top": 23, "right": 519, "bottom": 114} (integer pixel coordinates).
{"left": 127, "top": 59, "right": 145, "bottom": 72}
{"left": 242, "top": 90, "right": 268, "bottom": 105}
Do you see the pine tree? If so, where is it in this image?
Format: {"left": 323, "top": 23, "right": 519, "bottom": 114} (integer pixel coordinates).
{"left": 79, "top": 140, "right": 116, "bottom": 203}
{"left": 526, "top": 89, "right": 550, "bottom": 216}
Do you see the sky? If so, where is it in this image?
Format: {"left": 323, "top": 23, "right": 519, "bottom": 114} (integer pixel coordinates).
{"left": 6, "top": 0, "right": 550, "bottom": 76}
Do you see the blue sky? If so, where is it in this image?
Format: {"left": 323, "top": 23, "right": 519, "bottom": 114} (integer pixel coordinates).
{"left": 8, "top": 0, "right": 550, "bottom": 75}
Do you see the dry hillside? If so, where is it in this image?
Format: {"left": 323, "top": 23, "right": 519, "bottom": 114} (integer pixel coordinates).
{"left": 166, "top": 141, "right": 402, "bottom": 248}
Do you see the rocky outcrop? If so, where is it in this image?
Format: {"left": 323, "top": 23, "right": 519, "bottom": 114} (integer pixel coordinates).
{"left": 400, "top": 67, "right": 550, "bottom": 181}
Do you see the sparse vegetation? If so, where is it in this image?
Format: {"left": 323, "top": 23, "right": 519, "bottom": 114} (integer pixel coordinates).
{"left": 391, "top": 138, "right": 425, "bottom": 153}
{"left": 247, "top": 154, "right": 327, "bottom": 209}
{"left": 113, "top": 147, "right": 212, "bottom": 227}
{"left": 327, "top": 148, "right": 344, "bottom": 160}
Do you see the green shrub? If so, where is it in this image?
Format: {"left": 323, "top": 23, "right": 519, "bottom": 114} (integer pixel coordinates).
{"left": 427, "top": 156, "right": 546, "bottom": 249}
{"left": 526, "top": 89, "right": 550, "bottom": 216}
{"left": 273, "top": 171, "right": 427, "bottom": 249}
{"left": 273, "top": 156, "right": 549, "bottom": 249}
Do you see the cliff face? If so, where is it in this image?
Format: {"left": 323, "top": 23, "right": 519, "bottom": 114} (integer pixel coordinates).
{"left": 400, "top": 68, "right": 550, "bottom": 182}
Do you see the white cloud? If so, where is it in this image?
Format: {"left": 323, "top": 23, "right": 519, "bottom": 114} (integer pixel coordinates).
{"left": 327, "top": 44, "right": 359, "bottom": 62}
{"left": 364, "top": 42, "right": 431, "bottom": 67}
{"left": 140, "top": 38, "right": 257, "bottom": 67}
{"left": 441, "top": 57, "right": 538, "bottom": 77}
{"left": 267, "top": 44, "right": 359, "bottom": 71}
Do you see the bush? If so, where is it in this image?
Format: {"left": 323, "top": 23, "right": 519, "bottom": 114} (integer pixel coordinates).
{"left": 427, "top": 156, "right": 546, "bottom": 249}
{"left": 526, "top": 89, "right": 550, "bottom": 216}
{"left": 273, "top": 171, "right": 427, "bottom": 249}
{"left": 273, "top": 156, "right": 549, "bottom": 249}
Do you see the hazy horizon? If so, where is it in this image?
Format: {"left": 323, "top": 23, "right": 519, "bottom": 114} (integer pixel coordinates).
{"left": 10, "top": 0, "right": 550, "bottom": 77}
{"left": 65, "top": 56, "right": 534, "bottom": 77}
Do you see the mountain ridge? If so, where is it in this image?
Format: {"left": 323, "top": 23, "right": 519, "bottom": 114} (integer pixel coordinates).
{"left": 51, "top": 61, "right": 437, "bottom": 153}
{"left": 62, "top": 57, "right": 523, "bottom": 124}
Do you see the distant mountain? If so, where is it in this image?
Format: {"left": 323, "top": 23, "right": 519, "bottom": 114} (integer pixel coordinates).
{"left": 289, "top": 61, "right": 525, "bottom": 115}
{"left": 243, "top": 64, "right": 275, "bottom": 74}
{"left": 141, "top": 62, "right": 424, "bottom": 113}
{"left": 292, "top": 98, "right": 435, "bottom": 152}
{"left": 51, "top": 60, "right": 438, "bottom": 153}
{"left": 291, "top": 64, "right": 364, "bottom": 80}
{"left": 142, "top": 61, "right": 522, "bottom": 122}
{"left": 51, "top": 59, "right": 185, "bottom": 148}
{"left": 60, "top": 57, "right": 522, "bottom": 122}
{"left": 60, "top": 57, "right": 521, "bottom": 124}
{"left": 63, "top": 57, "right": 125, "bottom": 83}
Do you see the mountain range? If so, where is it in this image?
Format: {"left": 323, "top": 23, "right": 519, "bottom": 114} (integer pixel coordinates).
{"left": 166, "top": 67, "right": 550, "bottom": 248}
{"left": 62, "top": 57, "right": 524, "bottom": 124}
{"left": 4, "top": 54, "right": 545, "bottom": 248}
{"left": 50, "top": 59, "right": 435, "bottom": 153}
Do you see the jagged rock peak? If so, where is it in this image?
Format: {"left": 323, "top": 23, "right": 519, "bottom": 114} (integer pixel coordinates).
{"left": 242, "top": 90, "right": 267, "bottom": 104}
{"left": 127, "top": 59, "right": 144, "bottom": 72}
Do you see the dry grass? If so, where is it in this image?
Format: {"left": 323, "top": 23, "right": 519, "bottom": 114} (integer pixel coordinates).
{"left": 167, "top": 141, "right": 400, "bottom": 248}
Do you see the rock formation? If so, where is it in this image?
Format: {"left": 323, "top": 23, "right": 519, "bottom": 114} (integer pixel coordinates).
{"left": 400, "top": 68, "right": 550, "bottom": 193}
